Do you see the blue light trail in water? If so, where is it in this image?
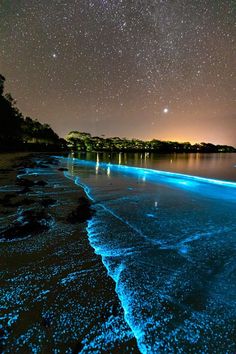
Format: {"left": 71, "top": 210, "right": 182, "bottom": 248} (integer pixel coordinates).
{"left": 62, "top": 157, "right": 236, "bottom": 187}
{"left": 57, "top": 156, "right": 236, "bottom": 201}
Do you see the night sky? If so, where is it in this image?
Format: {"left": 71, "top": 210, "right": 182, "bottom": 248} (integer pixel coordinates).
{"left": 0, "top": 1, "right": 235, "bottom": 145}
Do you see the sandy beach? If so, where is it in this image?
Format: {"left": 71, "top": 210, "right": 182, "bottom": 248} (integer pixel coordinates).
{"left": 0, "top": 153, "right": 139, "bottom": 353}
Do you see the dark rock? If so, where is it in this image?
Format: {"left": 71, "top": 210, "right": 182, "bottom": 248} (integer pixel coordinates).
{"left": 16, "top": 178, "right": 35, "bottom": 188}
{"left": 17, "top": 187, "right": 31, "bottom": 195}
{"left": 35, "top": 180, "right": 48, "bottom": 187}
{"left": 58, "top": 167, "right": 68, "bottom": 172}
{"left": 19, "top": 198, "right": 35, "bottom": 206}
{"left": 0, "top": 194, "right": 17, "bottom": 207}
{"left": 66, "top": 197, "right": 95, "bottom": 224}
{"left": 40, "top": 198, "right": 56, "bottom": 207}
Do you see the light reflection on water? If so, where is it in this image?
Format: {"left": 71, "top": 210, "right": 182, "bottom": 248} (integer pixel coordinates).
{"left": 59, "top": 153, "right": 236, "bottom": 353}
{"left": 70, "top": 151, "right": 236, "bottom": 181}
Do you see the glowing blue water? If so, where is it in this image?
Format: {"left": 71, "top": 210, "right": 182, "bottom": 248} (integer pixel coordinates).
{"left": 59, "top": 156, "right": 236, "bottom": 353}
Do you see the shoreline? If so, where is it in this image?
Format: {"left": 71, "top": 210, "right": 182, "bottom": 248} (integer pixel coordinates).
{"left": 0, "top": 153, "right": 139, "bottom": 353}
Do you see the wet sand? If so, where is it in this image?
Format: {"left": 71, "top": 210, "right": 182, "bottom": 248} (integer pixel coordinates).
{"left": 0, "top": 153, "right": 139, "bottom": 353}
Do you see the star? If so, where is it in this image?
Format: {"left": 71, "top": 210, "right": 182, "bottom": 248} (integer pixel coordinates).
{"left": 0, "top": 0, "right": 235, "bottom": 145}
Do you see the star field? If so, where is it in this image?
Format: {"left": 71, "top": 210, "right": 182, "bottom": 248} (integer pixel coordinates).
{"left": 0, "top": 0, "right": 235, "bottom": 144}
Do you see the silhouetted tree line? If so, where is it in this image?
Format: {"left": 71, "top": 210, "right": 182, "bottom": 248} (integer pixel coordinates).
{"left": 66, "top": 131, "right": 236, "bottom": 153}
{"left": 0, "top": 74, "right": 65, "bottom": 151}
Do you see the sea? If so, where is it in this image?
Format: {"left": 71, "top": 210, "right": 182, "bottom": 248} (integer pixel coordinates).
{"left": 57, "top": 152, "right": 236, "bottom": 353}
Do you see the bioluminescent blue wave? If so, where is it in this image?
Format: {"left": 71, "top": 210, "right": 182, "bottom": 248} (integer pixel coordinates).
{"left": 59, "top": 156, "right": 236, "bottom": 187}
{"left": 58, "top": 156, "right": 236, "bottom": 353}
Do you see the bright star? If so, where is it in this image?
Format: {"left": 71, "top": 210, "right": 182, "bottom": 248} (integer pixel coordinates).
{"left": 163, "top": 108, "right": 169, "bottom": 114}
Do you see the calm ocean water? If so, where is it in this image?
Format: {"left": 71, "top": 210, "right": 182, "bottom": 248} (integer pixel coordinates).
{"left": 59, "top": 152, "right": 236, "bottom": 353}
{"left": 69, "top": 152, "right": 236, "bottom": 181}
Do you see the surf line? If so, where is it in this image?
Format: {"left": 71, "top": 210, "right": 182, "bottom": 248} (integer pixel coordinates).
{"left": 63, "top": 169, "right": 149, "bottom": 353}
{"left": 64, "top": 156, "right": 236, "bottom": 189}
{"left": 63, "top": 171, "right": 149, "bottom": 239}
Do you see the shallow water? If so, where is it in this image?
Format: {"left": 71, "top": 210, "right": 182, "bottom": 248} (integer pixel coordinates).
{"left": 59, "top": 153, "right": 236, "bottom": 353}
{"left": 71, "top": 151, "right": 236, "bottom": 182}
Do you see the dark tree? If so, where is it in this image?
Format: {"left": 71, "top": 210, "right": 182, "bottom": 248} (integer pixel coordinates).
{"left": 0, "top": 76, "right": 23, "bottom": 147}
{"left": 0, "top": 73, "right": 65, "bottom": 151}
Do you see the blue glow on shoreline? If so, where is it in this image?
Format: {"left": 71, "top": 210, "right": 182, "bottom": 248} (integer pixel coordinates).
{"left": 86, "top": 214, "right": 147, "bottom": 353}
{"left": 55, "top": 156, "right": 236, "bottom": 189}
{"left": 62, "top": 168, "right": 148, "bottom": 352}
